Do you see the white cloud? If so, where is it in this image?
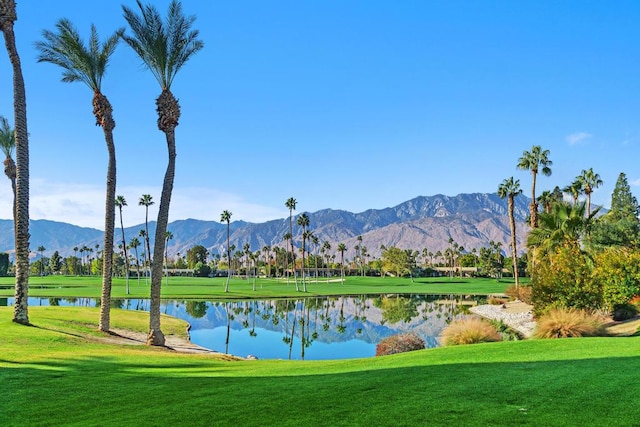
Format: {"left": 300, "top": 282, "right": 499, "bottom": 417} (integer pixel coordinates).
{"left": 566, "top": 132, "right": 593, "bottom": 145}
{"left": 0, "top": 180, "right": 288, "bottom": 230}
{"left": 630, "top": 179, "right": 640, "bottom": 187}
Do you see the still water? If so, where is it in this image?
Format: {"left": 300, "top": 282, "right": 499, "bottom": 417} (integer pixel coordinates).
{"left": 5, "top": 294, "right": 484, "bottom": 360}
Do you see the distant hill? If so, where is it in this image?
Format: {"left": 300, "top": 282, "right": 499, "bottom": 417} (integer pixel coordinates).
{"left": 0, "top": 192, "right": 531, "bottom": 260}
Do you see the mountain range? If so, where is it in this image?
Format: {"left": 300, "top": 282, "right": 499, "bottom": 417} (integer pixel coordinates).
{"left": 0, "top": 192, "right": 530, "bottom": 260}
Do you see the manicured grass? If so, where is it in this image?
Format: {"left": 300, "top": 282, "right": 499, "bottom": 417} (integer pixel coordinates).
{"left": 0, "top": 275, "right": 515, "bottom": 299}
{"left": 1, "top": 306, "right": 638, "bottom": 426}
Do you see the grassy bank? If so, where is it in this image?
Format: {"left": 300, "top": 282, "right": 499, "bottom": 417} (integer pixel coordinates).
{"left": 1, "top": 306, "right": 638, "bottom": 426}
{"left": 0, "top": 275, "right": 516, "bottom": 300}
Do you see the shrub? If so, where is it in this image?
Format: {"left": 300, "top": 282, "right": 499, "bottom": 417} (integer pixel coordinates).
{"left": 612, "top": 304, "right": 638, "bottom": 321}
{"left": 375, "top": 333, "right": 425, "bottom": 356}
{"left": 504, "top": 285, "right": 532, "bottom": 304}
{"left": 440, "top": 317, "right": 502, "bottom": 346}
{"left": 488, "top": 296, "right": 508, "bottom": 305}
{"left": 489, "top": 319, "right": 522, "bottom": 341}
{"left": 591, "top": 248, "right": 640, "bottom": 312}
{"left": 534, "top": 308, "right": 605, "bottom": 339}
{"left": 530, "top": 242, "right": 601, "bottom": 316}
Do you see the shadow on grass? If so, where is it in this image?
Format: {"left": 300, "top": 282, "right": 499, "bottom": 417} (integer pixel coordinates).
{"left": 1, "top": 349, "right": 639, "bottom": 426}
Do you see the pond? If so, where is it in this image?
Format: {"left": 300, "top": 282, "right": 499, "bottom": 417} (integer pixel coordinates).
{"left": 3, "top": 294, "right": 485, "bottom": 360}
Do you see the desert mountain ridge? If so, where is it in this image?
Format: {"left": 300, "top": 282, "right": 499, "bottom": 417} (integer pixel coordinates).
{"left": 0, "top": 192, "right": 531, "bottom": 260}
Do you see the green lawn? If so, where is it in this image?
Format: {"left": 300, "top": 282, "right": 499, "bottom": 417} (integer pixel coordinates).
{"left": 0, "top": 275, "right": 516, "bottom": 299}
{"left": 1, "top": 306, "right": 638, "bottom": 426}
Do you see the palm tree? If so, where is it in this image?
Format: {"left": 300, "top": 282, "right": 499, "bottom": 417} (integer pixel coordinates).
{"left": 115, "top": 195, "right": 130, "bottom": 294}
{"left": 36, "top": 246, "right": 46, "bottom": 276}
{"left": 138, "top": 229, "right": 149, "bottom": 284}
{"left": 337, "top": 243, "right": 347, "bottom": 282}
{"left": 36, "top": 19, "right": 122, "bottom": 332}
{"left": 537, "top": 190, "right": 555, "bottom": 214}
{"left": 0, "top": 115, "right": 15, "bottom": 220}
{"left": 285, "top": 197, "right": 297, "bottom": 287}
{"left": 164, "top": 230, "right": 173, "bottom": 286}
{"left": 578, "top": 168, "right": 603, "bottom": 216}
{"left": 321, "top": 240, "right": 331, "bottom": 281}
{"left": 297, "top": 213, "right": 310, "bottom": 292}
{"left": 138, "top": 194, "right": 154, "bottom": 272}
{"left": 129, "top": 237, "right": 141, "bottom": 285}
{"left": 220, "top": 210, "right": 232, "bottom": 292}
{"left": 262, "top": 245, "right": 270, "bottom": 277}
{"left": 122, "top": 0, "right": 203, "bottom": 346}
{"left": 2, "top": 0, "right": 31, "bottom": 325}
{"left": 498, "top": 177, "right": 523, "bottom": 294}
{"left": 243, "top": 242, "right": 251, "bottom": 279}
{"left": 527, "top": 201, "right": 598, "bottom": 255}
{"left": 517, "top": 145, "right": 552, "bottom": 228}
{"left": 563, "top": 179, "right": 583, "bottom": 205}
{"left": 311, "top": 234, "right": 320, "bottom": 283}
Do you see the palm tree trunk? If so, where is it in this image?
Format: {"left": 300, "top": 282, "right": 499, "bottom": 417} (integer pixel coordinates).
{"left": 118, "top": 208, "right": 129, "bottom": 294}
{"left": 148, "top": 130, "right": 175, "bottom": 346}
{"left": 530, "top": 171, "right": 538, "bottom": 228}
{"left": 98, "top": 118, "right": 116, "bottom": 332}
{"left": 509, "top": 196, "right": 520, "bottom": 294}
{"left": 2, "top": 8, "right": 30, "bottom": 325}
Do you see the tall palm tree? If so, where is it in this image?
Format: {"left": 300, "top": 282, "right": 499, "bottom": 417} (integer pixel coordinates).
{"left": 297, "top": 213, "right": 310, "bottom": 292}
{"left": 115, "top": 195, "right": 130, "bottom": 294}
{"left": 138, "top": 194, "right": 154, "bottom": 270}
{"left": 164, "top": 230, "right": 173, "bottom": 286}
{"left": 36, "top": 19, "right": 122, "bottom": 332}
{"left": 36, "top": 245, "right": 46, "bottom": 276}
{"left": 220, "top": 210, "right": 232, "bottom": 292}
{"left": 285, "top": 197, "right": 297, "bottom": 287}
{"left": 262, "top": 245, "right": 270, "bottom": 277}
{"left": 517, "top": 145, "right": 552, "bottom": 228}
{"left": 122, "top": 0, "right": 203, "bottom": 346}
{"left": 498, "top": 177, "right": 522, "bottom": 294}
{"left": 1, "top": 0, "right": 30, "bottom": 325}
{"left": 321, "top": 240, "right": 331, "bottom": 281}
{"left": 129, "top": 237, "right": 141, "bottom": 285}
{"left": 138, "top": 229, "right": 149, "bottom": 284}
{"left": 337, "top": 243, "right": 347, "bottom": 282}
{"left": 0, "top": 115, "right": 15, "bottom": 220}
{"left": 311, "top": 234, "right": 320, "bottom": 283}
{"left": 578, "top": 168, "right": 603, "bottom": 216}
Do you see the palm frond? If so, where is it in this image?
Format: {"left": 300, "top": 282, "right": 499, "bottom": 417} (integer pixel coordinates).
{"left": 36, "top": 18, "right": 122, "bottom": 92}
{"left": 122, "top": 0, "right": 203, "bottom": 90}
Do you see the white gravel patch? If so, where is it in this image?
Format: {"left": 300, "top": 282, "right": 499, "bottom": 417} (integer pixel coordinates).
{"left": 469, "top": 303, "right": 536, "bottom": 338}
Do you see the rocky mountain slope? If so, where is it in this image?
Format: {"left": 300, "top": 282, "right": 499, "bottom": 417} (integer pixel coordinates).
{"left": 0, "top": 192, "right": 530, "bottom": 259}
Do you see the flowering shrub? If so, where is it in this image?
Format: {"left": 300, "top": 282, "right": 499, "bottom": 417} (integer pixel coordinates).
{"left": 440, "top": 317, "right": 502, "bottom": 346}
{"left": 375, "top": 333, "right": 425, "bottom": 356}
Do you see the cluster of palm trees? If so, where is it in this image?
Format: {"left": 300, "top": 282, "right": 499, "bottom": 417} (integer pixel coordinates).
{"left": 218, "top": 198, "right": 356, "bottom": 294}
{"left": 0, "top": 1, "right": 202, "bottom": 344}
{"left": 500, "top": 145, "right": 606, "bottom": 296}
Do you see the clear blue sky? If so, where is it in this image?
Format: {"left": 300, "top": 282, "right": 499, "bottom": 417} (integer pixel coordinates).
{"left": 1, "top": 1, "right": 639, "bottom": 229}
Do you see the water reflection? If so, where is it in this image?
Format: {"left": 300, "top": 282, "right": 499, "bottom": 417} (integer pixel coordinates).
{"left": 10, "top": 294, "right": 484, "bottom": 360}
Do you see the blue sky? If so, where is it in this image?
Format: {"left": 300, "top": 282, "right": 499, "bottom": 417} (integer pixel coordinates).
{"left": 0, "top": 1, "right": 639, "bottom": 229}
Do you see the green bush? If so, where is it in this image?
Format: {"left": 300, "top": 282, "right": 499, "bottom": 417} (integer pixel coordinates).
{"left": 534, "top": 308, "right": 605, "bottom": 339}
{"left": 530, "top": 242, "right": 601, "bottom": 316}
{"left": 612, "top": 304, "right": 638, "bottom": 321}
{"left": 591, "top": 248, "right": 640, "bottom": 312}
{"left": 375, "top": 333, "right": 425, "bottom": 356}
{"left": 440, "top": 317, "right": 502, "bottom": 346}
